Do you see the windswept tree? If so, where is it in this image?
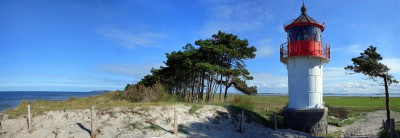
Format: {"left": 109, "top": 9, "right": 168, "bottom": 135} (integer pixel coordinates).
{"left": 130, "top": 31, "right": 257, "bottom": 103}
{"left": 195, "top": 31, "right": 257, "bottom": 102}
{"left": 345, "top": 45, "right": 398, "bottom": 124}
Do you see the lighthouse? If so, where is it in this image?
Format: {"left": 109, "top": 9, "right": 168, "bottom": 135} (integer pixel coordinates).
{"left": 280, "top": 3, "right": 330, "bottom": 134}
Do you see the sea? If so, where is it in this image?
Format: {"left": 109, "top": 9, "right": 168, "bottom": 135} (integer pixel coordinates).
{"left": 0, "top": 91, "right": 106, "bottom": 112}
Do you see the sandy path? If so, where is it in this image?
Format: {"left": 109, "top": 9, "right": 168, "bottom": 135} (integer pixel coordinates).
{"left": 329, "top": 110, "right": 400, "bottom": 137}
{"left": 0, "top": 105, "right": 316, "bottom": 138}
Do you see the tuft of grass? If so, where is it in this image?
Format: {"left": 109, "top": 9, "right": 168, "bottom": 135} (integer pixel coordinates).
{"left": 164, "top": 117, "right": 172, "bottom": 124}
{"left": 189, "top": 104, "right": 203, "bottom": 114}
{"left": 126, "top": 122, "right": 143, "bottom": 130}
{"left": 146, "top": 124, "right": 162, "bottom": 131}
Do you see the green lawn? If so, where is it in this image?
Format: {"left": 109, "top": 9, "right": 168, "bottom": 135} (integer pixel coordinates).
{"left": 248, "top": 95, "right": 400, "bottom": 114}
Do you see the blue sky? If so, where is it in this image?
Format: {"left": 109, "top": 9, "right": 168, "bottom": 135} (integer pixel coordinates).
{"left": 0, "top": 0, "right": 399, "bottom": 93}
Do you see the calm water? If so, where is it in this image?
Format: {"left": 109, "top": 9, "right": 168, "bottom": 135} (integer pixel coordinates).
{"left": 0, "top": 91, "right": 105, "bottom": 112}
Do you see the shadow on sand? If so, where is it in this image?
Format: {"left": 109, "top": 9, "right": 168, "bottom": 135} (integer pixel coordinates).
{"left": 76, "top": 123, "right": 91, "bottom": 135}
{"left": 175, "top": 106, "right": 271, "bottom": 137}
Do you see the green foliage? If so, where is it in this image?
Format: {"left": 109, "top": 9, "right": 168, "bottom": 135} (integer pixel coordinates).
{"left": 326, "top": 104, "right": 349, "bottom": 118}
{"left": 146, "top": 124, "right": 162, "bottom": 131}
{"left": 328, "top": 115, "right": 359, "bottom": 127}
{"left": 229, "top": 95, "right": 254, "bottom": 111}
{"left": 114, "top": 82, "right": 178, "bottom": 103}
{"left": 124, "top": 31, "right": 258, "bottom": 103}
{"left": 232, "top": 77, "right": 257, "bottom": 95}
{"left": 126, "top": 122, "right": 143, "bottom": 130}
{"left": 345, "top": 45, "right": 398, "bottom": 84}
{"left": 189, "top": 104, "right": 204, "bottom": 114}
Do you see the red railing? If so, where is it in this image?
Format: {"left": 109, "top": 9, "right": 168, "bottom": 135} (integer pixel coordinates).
{"left": 280, "top": 41, "right": 330, "bottom": 63}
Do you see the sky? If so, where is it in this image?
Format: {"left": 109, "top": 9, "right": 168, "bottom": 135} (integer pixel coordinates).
{"left": 0, "top": 0, "right": 399, "bottom": 93}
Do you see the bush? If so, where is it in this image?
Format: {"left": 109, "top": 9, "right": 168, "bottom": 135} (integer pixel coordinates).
{"left": 230, "top": 95, "right": 254, "bottom": 111}
{"left": 326, "top": 104, "right": 349, "bottom": 118}
{"left": 189, "top": 104, "right": 203, "bottom": 114}
{"left": 113, "top": 82, "right": 176, "bottom": 103}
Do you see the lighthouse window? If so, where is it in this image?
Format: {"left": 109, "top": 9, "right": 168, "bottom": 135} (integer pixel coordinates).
{"left": 288, "top": 26, "right": 321, "bottom": 42}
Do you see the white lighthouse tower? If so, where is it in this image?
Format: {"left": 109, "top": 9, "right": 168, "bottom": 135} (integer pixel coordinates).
{"left": 280, "top": 3, "right": 330, "bottom": 134}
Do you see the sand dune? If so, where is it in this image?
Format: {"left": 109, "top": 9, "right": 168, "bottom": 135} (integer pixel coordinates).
{"left": 0, "top": 105, "right": 315, "bottom": 138}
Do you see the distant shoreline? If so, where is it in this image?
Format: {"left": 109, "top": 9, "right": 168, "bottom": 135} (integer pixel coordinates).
{"left": 0, "top": 91, "right": 106, "bottom": 112}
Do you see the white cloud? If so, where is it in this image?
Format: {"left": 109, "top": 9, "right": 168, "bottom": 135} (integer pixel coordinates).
{"left": 99, "top": 63, "right": 163, "bottom": 79}
{"left": 256, "top": 46, "right": 273, "bottom": 58}
{"left": 382, "top": 58, "right": 400, "bottom": 75}
{"left": 201, "top": 0, "right": 273, "bottom": 35}
{"left": 255, "top": 39, "right": 274, "bottom": 58}
{"left": 331, "top": 44, "right": 363, "bottom": 53}
{"left": 248, "top": 72, "right": 288, "bottom": 93}
{"left": 324, "top": 66, "right": 400, "bottom": 94}
{"left": 99, "top": 27, "right": 165, "bottom": 49}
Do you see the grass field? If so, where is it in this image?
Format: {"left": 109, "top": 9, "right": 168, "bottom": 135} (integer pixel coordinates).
{"left": 249, "top": 95, "right": 400, "bottom": 114}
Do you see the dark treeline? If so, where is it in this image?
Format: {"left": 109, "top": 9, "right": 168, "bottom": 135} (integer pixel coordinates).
{"left": 125, "top": 31, "right": 257, "bottom": 103}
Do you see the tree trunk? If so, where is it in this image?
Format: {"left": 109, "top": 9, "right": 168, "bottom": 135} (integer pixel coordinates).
{"left": 191, "top": 75, "right": 195, "bottom": 103}
{"left": 224, "top": 76, "right": 230, "bottom": 102}
{"left": 224, "top": 86, "right": 229, "bottom": 102}
{"left": 384, "top": 75, "right": 391, "bottom": 126}
{"left": 219, "top": 74, "right": 223, "bottom": 102}
{"left": 199, "top": 71, "right": 205, "bottom": 102}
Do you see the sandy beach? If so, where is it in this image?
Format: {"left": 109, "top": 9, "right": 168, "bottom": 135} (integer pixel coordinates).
{"left": 0, "top": 105, "right": 316, "bottom": 138}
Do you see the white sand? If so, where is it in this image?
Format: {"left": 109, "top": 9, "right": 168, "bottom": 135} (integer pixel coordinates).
{"left": 0, "top": 105, "right": 316, "bottom": 138}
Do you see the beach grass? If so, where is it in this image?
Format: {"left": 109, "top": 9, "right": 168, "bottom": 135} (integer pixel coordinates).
{"left": 4, "top": 92, "right": 183, "bottom": 119}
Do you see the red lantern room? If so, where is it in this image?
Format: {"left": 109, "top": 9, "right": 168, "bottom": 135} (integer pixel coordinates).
{"left": 280, "top": 3, "right": 330, "bottom": 64}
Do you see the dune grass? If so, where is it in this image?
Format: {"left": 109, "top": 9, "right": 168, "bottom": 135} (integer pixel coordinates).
{"left": 4, "top": 92, "right": 183, "bottom": 119}
{"left": 188, "top": 104, "right": 204, "bottom": 114}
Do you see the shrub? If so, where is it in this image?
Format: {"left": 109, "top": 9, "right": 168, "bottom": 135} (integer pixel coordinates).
{"left": 230, "top": 95, "right": 254, "bottom": 111}
{"left": 327, "top": 106, "right": 349, "bottom": 118}
{"left": 189, "top": 104, "right": 203, "bottom": 114}
{"left": 114, "top": 82, "right": 176, "bottom": 103}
